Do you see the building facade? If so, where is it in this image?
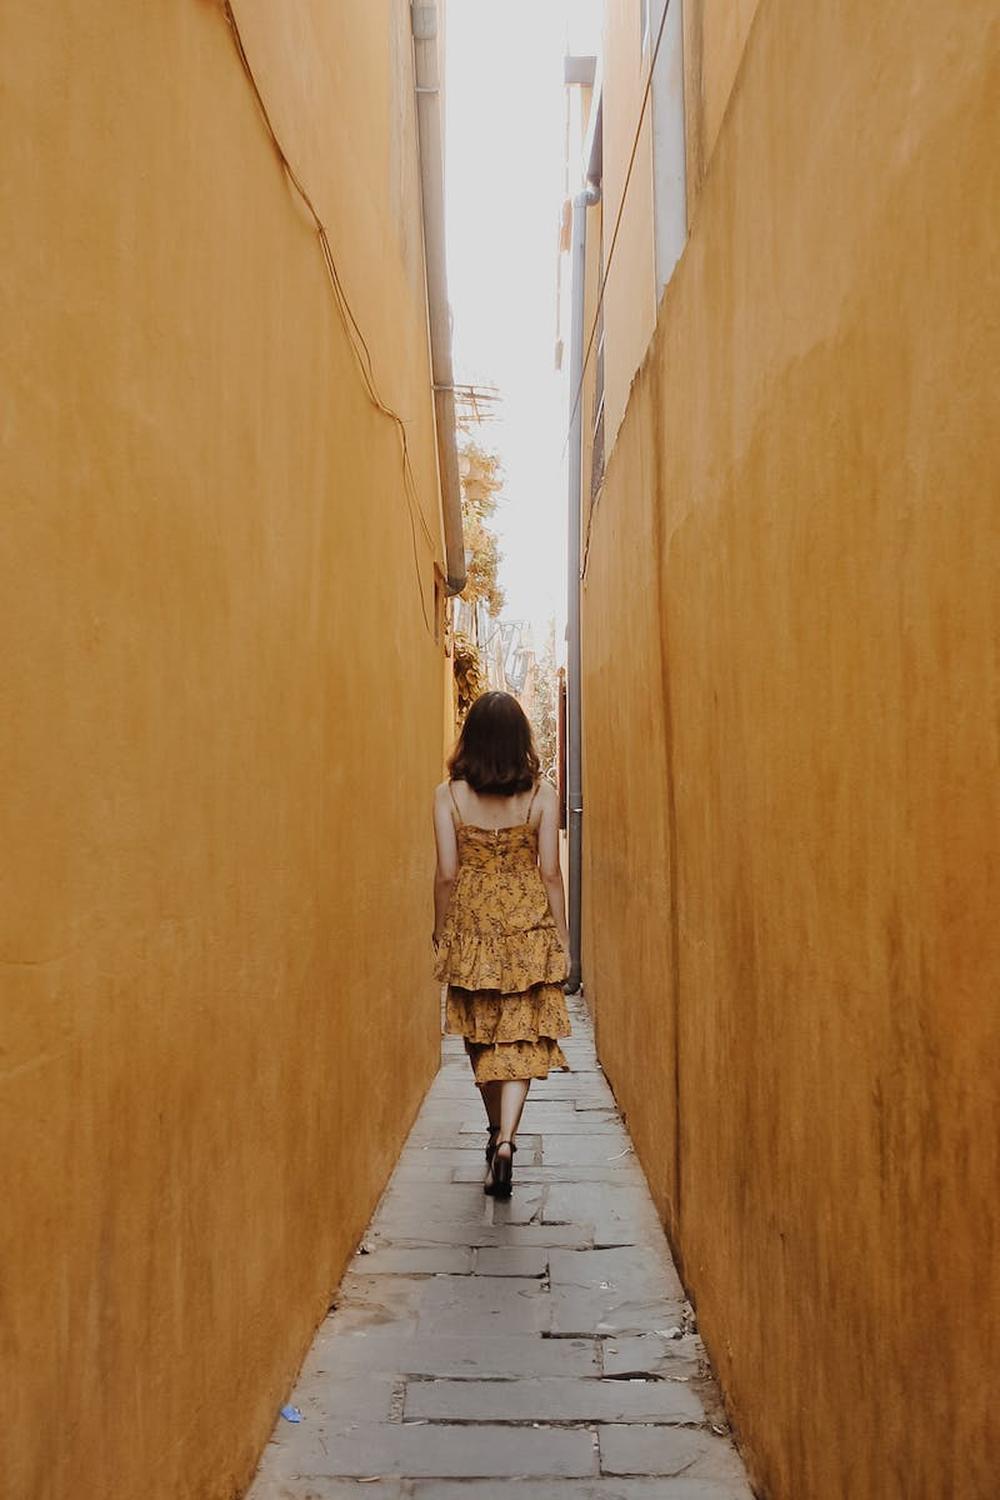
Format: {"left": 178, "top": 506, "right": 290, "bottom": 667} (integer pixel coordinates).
{"left": 1, "top": 4, "right": 460, "bottom": 1496}
{"left": 563, "top": 3, "right": 999, "bottom": 1496}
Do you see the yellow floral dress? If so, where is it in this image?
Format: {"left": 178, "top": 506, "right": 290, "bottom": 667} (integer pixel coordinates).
{"left": 434, "top": 783, "right": 572, "bottom": 1083}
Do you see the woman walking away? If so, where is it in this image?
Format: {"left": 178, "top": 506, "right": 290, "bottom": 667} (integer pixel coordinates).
{"left": 432, "top": 691, "right": 571, "bottom": 1199}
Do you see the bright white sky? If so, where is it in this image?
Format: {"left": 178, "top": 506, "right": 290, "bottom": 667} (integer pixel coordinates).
{"left": 444, "top": 0, "right": 602, "bottom": 658}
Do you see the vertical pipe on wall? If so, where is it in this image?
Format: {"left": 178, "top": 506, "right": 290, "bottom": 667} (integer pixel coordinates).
{"left": 566, "top": 180, "right": 600, "bottom": 993}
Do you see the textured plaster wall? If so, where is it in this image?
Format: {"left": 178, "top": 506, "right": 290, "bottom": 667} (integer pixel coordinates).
{"left": 682, "top": 0, "right": 762, "bottom": 212}
{"left": 600, "top": 0, "right": 767, "bottom": 458}
{"left": 601, "top": 0, "right": 657, "bottom": 449}
{"left": 581, "top": 1, "right": 999, "bottom": 1496}
{"left": 1, "top": 3, "right": 446, "bottom": 1497}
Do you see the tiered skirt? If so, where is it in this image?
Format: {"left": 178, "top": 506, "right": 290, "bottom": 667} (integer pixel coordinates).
{"left": 435, "top": 927, "right": 572, "bottom": 1084}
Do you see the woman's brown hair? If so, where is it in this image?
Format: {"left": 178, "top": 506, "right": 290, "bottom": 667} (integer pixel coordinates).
{"left": 448, "top": 690, "right": 540, "bottom": 796}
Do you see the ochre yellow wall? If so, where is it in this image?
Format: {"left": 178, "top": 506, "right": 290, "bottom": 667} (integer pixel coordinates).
{"left": 582, "top": 2, "right": 999, "bottom": 1495}
{"left": 1, "top": 4, "right": 447, "bottom": 1497}
{"left": 682, "top": 0, "right": 762, "bottom": 212}
{"left": 600, "top": 0, "right": 767, "bottom": 458}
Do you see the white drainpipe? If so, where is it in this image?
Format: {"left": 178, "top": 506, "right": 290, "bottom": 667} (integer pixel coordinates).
{"left": 566, "top": 175, "right": 601, "bottom": 993}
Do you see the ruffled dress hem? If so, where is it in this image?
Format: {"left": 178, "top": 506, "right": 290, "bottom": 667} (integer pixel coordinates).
{"left": 462, "top": 1036, "right": 570, "bottom": 1084}
{"left": 444, "top": 979, "right": 572, "bottom": 1083}
{"left": 433, "top": 926, "right": 568, "bottom": 994}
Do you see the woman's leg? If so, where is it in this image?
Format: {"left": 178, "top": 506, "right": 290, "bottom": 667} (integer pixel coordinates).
{"left": 496, "top": 1078, "right": 530, "bottom": 1151}
{"left": 491, "top": 1078, "right": 530, "bottom": 1196}
{"left": 480, "top": 1081, "right": 502, "bottom": 1186}
{"left": 480, "top": 1080, "right": 503, "bottom": 1130}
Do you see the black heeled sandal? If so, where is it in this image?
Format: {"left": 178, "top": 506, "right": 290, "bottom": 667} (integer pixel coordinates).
{"left": 491, "top": 1138, "right": 516, "bottom": 1199}
{"left": 483, "top": 1127, "right": 501, "bottom": 1196}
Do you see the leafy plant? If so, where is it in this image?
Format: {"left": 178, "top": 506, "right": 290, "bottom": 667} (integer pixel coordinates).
{"left": 458, "top": 441, "right": 505, "bottom": 620}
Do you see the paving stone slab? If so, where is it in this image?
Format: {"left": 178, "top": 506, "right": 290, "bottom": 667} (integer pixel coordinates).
{"left": 305, "top": 1333, "right": 599, "bottom": 1379}
{"left": 549, "top": 1247, "right": 684, "bottom": 1301}
{"left": 416, "top": 1274, "right": 551, "bottom": 1336}
{"left": 336, "top": 1272, "right": 438, "bottom": 1307}
{"left": 536, "top": 1075, "right": 612, "bottom": 1092}
{"left": 549, "top": 1287, "right": 686, "bottom": 1338}
{"left": 543, "top": 1184, "right": 662, "bottom": 1232}
{"left": 351, "top": 1246, "right": 475, "bottom": 1276}
{"left": 384, "top": 1161, "right": 463, "bottom": 1183}
{"left": 598, "top": 1425, "right": 752, "bottom": 1485}
{"left": 473, "top": 1246, "right": 549, "bottom": 1277}
{"left": 411, "top": 1140, "right": 544, "bottom": 1164}
{"left": 405, "top": 1134, "right": 545, "bottom": 1157}
{"left": 487, "top": 1182, "right": 547, "bottom": 1224}
{"left": 402, "top": 1335, "right": 599, "bottom": 1378}
{"left": 490, "top": 1098, "right": 578, "bottom": 1113}
{"left": 250, "top": 1473, "right": 749, "bottom": 1500}
{"left": 480, "top": 1222, "right": 594, "bottom": 1248}
{"left": 403, "top": 1131, "right": 471, "bottom": 1150}
{"left": 262, "top": 1422, "right": 597, "bottom": 1479}
{"left": 460, "top": 1113, "right": 621, "bottom": 1136}
{"left": 396, "top": 1147, "right": 499, "bottom": 1165}
{"left": 404, "top": 1375, "right": 705, "bottom": 1425}
{"left": 321, "top": 1280, "right": 423, "bottom": 1340}
{"left": 603, "top": 1333, "right": 703, "bottom": 1378}
{"left": 453, "top": 1164, "right": 646, "bottom": 1186}
{"left": 541, "top": 1136, "right": 634, "bottom": 1167}
{"left": 268, "top": 1373, "right": 397, "bottom": 1427}
{"left": 371, "top": 1220, "right": 593, "bottom": 1249}
{"left": 249, "top": 1480, "right": 407, "bottom": 1499}
{"left": 373, "top": 1190, "right": 495, "bottom": 1229}
{"left": 408, "top": 1483, "right": 752, "bottom": 1500}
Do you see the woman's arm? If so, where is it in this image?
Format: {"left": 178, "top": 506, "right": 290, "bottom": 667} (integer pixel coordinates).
{"left": 536, "top": 781, "right": 570, "bottom": 956}
{"left": 432, "top": 782, "right": 459, "bottom": 945}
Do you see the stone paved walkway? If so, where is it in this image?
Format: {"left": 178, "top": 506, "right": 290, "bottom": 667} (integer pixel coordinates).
{"left": 248, "top": 995, "right": 755, "bottom": 1499}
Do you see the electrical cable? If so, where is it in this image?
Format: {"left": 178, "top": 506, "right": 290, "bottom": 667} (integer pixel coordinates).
{"left": 221, "top": 1, "right": 437, "bottom": 635}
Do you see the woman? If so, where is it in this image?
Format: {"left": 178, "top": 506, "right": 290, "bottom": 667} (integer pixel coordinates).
{"left": 432, "top": 691, "right": 571, "bottom": 1199}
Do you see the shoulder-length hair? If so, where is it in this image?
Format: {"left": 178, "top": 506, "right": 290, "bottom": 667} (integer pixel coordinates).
{"left": 448, "top": 690, "right": 539, "bottom": 796}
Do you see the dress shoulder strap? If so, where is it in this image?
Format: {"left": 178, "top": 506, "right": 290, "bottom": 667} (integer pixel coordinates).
{"left": 526, "top": 780, "right": 541, "bottom": 822}
{"left": 448, "top": 780, "right": 463, "bottom": 826}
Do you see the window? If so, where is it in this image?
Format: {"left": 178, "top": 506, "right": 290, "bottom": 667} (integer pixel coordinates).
{"left": 650, "top": 0, "right": 688, "bottom": 296}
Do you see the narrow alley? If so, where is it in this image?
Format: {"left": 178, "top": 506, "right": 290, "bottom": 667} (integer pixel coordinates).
{"left": 247, "top": 995, "right": 752, "bottom": 1499}
{"left": 4, "top": 2, "right": 996, "bottom": 1497}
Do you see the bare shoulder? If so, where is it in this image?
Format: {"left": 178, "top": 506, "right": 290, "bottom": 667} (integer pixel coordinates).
{"left": 434, "top": 779, "right": 454, "bottom": 807}
{"left": 536, "top": 778, "right": 559, "bottom": 812}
